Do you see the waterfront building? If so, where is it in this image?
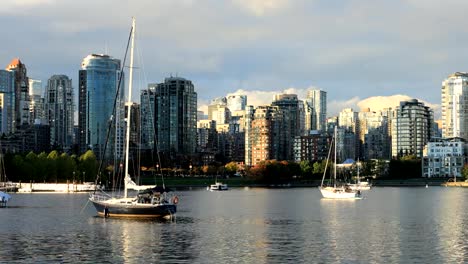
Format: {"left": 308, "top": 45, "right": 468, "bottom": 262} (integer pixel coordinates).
{"left": 248, "top": 105, "right": 279, "bottom": 166}
{"left": 45, "top": 75, "right": 74, "bottom": 150}
{"left": 0, "top": 70, "right": 15, "bottom": 134}
{"left": 153, "top": 77, "right": 197, "bottom": 157}
{"left": 422, "top": 138, "right": 467, "bottom": 178}
{"left": 305, "top": 89, "right": 327, "bottom": 131}
{"left": 293, "top": 131, "right": 331, "bottom": 162}
{"left": 140, "top": 86, "right": 155, "bottom": 150}
{"left": 6, "top": 58, "right": 30, "bottom": 130}
{"left": 226, "top": 94, "right": 247, "bottom": 112}
{"left": 441, "top": 72, "right": 468, "bottom": 141}
{"left": 272, "top": 93, "right": 300, "bottom": 161}
{"left": 391, "top": 99, "right": 434, "bottom": 158}
{"left": 78, "top": 54, "right": 123, "bottom": 158}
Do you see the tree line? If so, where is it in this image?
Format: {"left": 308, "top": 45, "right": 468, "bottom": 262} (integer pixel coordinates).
{"left": 3, "top": 150, "right": 97, "bottom": 183}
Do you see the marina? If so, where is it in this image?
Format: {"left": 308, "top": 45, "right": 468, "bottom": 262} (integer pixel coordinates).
{"left": 1, "top": 187, "right": 467, "bottom": 263}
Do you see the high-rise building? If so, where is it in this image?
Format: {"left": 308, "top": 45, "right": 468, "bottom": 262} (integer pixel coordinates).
{"left": 272, "top": 94, "right": 300, "bottom": 161}
{"left": 29, "top": 79, "right": 45, "bottom": 124}
{"left": 226, "top": 94, "right": 247, "bottom": 112}
{"left": 6, "top": 58, "right": 30, "bottom": 130}
{"left": 140, "top": 86, "right": 155, "bottom": 150}
{"left": 248, "top": 105, "right": 279, "bottom": 166}
{"left": 78, "top": 54, "right": 122, "bottom": 158}
{"left": 339, "top": 108, "right": 359, "bottom": 159}
{"left": 392, "top": 99, "right": 434, "bottom": 158}
{"left": 358, "top": 109, "right": 390, "bottom": 160}
{"left": 441, "top": 72, "right": 468, "bottom": 141}
{"left": 0, "top": 70, "right": 15, "bottom": 134}
{"left": 153, "top": 77, "right": 197, "bottom": 157}
{"left": 305, "top": 89, "right": 327, "bottom": 131}
{"left": 208, "top": 97, "right": 230, "bottom": 126}
{"left": 46, "top": 75, "right": 74, "bottom": 150}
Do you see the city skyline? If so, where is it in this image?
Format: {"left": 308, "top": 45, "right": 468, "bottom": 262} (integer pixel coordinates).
{"left": 2, "top": 1, "right": 467, "bottom": 117}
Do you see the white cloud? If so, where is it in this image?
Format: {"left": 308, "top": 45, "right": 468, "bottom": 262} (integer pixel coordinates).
{"left": 0, "top": 0, "right": 54, "bottom": 12}
{"left": 357, "top": 94, "right": 441, "bottom": 119}
{"left": 233, "top": 0, "right": 289, "bottom": 16}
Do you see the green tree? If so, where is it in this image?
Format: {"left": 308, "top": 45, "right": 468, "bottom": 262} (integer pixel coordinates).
{"left": 37, "top": 152, "right": 48, "bottom": 182}
{"left": 78, "top": 150, "right": 97, "bottom": 182}
{"left": 24, "top": 151, "right": 37, "bottom": 181}
{"left": 300, "top": 160, "right": 313, "bottom": 178}
{"left": 47, "top": 150, "right": 59, "bottom": 182}
{"left": 462, "top": 164, "right": 468, "bottom": 181}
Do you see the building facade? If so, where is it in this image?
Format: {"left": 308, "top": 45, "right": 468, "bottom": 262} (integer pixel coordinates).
{"left": 392, "top": 99, "right": 434, "bottom": 158}
{"left": 46, "top": 75, "right": 74, "bottom": 150}
{"left": 422, "top": 138, "right": 467, "bottom": 178}
{"left": 140, "top": 86, "right": 155, "bottom": 150}
{"left": 78, "top": 54, "right": 122, "bottom": 158}
{"left": 0, "top": 70, "right": 15, "bottom": 134}
{"left": 441, "top": 72, "right": 468, "bottom": 141}
{"left": 153, "top": 77, "right": 197, "bottom": 158}
{"left": 305, "top": 89, "right": 327, "bottom": 131}
{"left": 6, "top": 58, "right": 30, "bottom": 130}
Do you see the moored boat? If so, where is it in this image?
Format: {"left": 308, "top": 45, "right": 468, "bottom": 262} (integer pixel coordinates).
{"left": 319, "top": 126, "right": 362, "bottom": 199}
{"left": 89, "top": 18, "right": 177, "bottom": 219}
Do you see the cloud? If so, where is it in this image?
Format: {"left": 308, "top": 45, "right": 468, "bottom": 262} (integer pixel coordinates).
{"left": 357, "top": 94, "right": 441, "bottom": 119}
{"left": 233, "top": 0, "right": 289, "bottom": 16}
{"left": 199, "top": 91, "right": 441, "bottom": 121}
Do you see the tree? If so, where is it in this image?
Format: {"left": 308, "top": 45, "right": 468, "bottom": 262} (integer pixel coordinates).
{"left": 462, "top": 164, "right": 468, "bottom": 181}
{"left": 299, "top": 160, "right": 313, "bottom": 178}
{"left": 225, "top": 162, "right": 238, "bottom": 176}
{"left": 47, "top": 150, "right": 59, "bottom": 182}
{"left": 79, "top": 150, "right": 97, "bottom": 182}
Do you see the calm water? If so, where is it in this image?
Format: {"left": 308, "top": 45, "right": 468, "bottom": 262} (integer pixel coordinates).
{"left": 0, "top": 187, "right": 467, "bottom": 263}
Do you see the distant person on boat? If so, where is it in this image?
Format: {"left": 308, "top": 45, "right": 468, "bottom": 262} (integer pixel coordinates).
{"left": 104, "top": 206, "right": 109, "bottom": 218}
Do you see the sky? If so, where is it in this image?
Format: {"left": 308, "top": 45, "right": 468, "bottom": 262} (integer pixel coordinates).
{"left": 2, "top": 0, "right": 468, "bottom": 118}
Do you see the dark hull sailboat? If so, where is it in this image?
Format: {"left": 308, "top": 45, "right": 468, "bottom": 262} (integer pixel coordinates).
{"left": 90, "top": 197, "right": 176, "bottom": 218}
{"left": 89, "top": 18, "right": 178, "bottom": 219}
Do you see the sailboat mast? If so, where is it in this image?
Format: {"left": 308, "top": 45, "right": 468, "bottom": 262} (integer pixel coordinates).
{"left": 124, "top": 17, "right": 136, "bottom": 198}
{"left": 334, "top": 126, "right": 337, "bottom": 188}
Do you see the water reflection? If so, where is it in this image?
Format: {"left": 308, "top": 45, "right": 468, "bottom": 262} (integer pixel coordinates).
{"left": 0, "top": 188, "right": 467, "bottom": 263}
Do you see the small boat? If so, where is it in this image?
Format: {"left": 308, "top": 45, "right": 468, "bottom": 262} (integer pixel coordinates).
{"left": 319, "top": 127, "right": 361, "bottom": 199}
{"left": 209, "top": 182, "right": 228, "bottom": 191}
{"left": 89, "top": 18, "right": 177, "bottom": 219}
{"left": 0, "top": 191, "right": 11, "bottom": 207}
{"left": 347, "top": 159, "right": 371, "bottom": 191}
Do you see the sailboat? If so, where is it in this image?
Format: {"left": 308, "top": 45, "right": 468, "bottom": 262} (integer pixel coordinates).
{"left": 347, "top": 159, "right": 371, "bottom": 191}
{"left": 89, "top": 18, "right": 177, "bottom": 218}
{"left": 0, "top": 140, "right": 12, "bottom": 207}
{"left": 319, "top": 126, "right": 362, "bottom": 199}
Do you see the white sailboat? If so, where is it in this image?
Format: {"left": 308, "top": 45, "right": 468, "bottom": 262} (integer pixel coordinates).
{"left": 89, "top": 18, "right": 178, "bottom": 218}
{"left": 347, "top": 159, "right": 371, "bottom": 191}
{"left": 319, "top": 127, "right": 362, "bottom": 199}
{"left": 0, "top": 141, "right": 12, "bottom": 207}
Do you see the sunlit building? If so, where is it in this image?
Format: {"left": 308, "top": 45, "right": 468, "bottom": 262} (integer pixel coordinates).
{"left": 422, "top": 138, "right": 467, "bottom": 178}
{"left": 0, "top": 70, "right": 15, "bottom": 134}
{"left": 78, "top": 54, "right": 123, "bottom": 158}
{"left": 441, "top": 72, "right": 468, "bottom": 141}
{"left": 391, "top": 99, "right": 434, "bottom": 158}
{"left": 6, "top": 58, "right": 30, "bottom": 130}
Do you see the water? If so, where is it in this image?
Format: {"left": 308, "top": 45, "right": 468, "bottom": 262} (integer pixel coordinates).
{"left": 0, "top": 187, "right": 467, "bottom": 263}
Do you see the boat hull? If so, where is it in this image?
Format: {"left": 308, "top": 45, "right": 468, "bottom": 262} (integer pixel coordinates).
{"left": 319, "top": 187, "right": 361, "bottom": 199}
{"left": 90, "top": 199, "right": 176, "bottom": 218}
